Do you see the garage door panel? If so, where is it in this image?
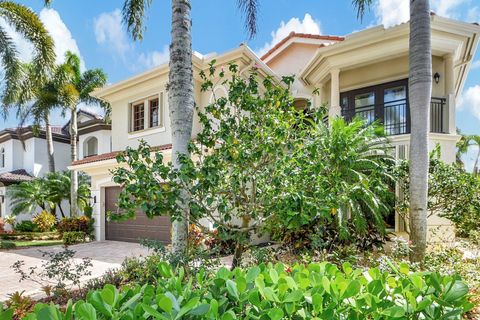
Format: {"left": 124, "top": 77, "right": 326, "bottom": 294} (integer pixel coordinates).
{"left": 105, "top": 186, "right": 171, "bottom": 243}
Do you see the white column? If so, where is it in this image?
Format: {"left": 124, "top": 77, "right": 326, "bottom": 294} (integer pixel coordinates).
{"left": 445, "top": 54, "right": 456, "bottom": 134}
{"left": 91, "top": 189, "right": 103, "bottom": 241}
{"left": 329, "top": 68, "right": 341, "bottom": 121}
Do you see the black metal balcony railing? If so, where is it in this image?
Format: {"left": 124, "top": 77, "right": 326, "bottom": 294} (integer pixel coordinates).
{"left": 342, "top": 97, "right": 446, "bottom": 136}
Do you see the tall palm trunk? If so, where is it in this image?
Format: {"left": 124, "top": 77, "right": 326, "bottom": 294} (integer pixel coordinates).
{"left": 44, "top": 114, "right": 56, "bottom": 173}
{"left": 169, "top": 0, "right": 194, "bottom": 256}
{"left": 70, "top": 108, "right": 79, "bottom": 217}
{"left": 408, "top": 0, "right": 432, "bottom": 263}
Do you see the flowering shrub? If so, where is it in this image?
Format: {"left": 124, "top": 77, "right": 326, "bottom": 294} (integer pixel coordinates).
{"left": 57, "top": 216, "right": 94, "bottom": 236}
{"left": 8, "top": 261, "right": 473, "bottom": 319}
{"left": 31, "top": 210, "right": 56, "bottom": 232}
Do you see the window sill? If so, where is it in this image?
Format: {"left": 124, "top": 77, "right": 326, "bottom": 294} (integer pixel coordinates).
{"left": 128, "top": 126, "right": 166, "bottom": 139}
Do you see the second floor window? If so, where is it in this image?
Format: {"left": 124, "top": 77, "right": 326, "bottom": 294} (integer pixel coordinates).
{"left": 149, "top": 98, "right": 159, "bottom": 128}
{"left": 132, "top": 103, "right": 145, "bottom": 132}
{"left": 0, "top": 147, "right": 4, "bottom": 168}
{"left": 130, "top": 93, "right": 163, "bottom": 133}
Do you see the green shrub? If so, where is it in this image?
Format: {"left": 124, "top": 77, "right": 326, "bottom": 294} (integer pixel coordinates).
{"left": 12, "top": 261, "right": 473, "bottom": 319}
{"left": 31, "top": 210, "right": 56, "bottom": 232}
{"left": 62, "top": 231, "right": 87, "bottom": 245}
{"left": 0, "top": 240, "right": 16, "bottom": 250}
{"left": 14, "top": 221, "right": 38, "bottom": 232}
{"left": 58, "top": 216, "right": 94, "bottom": 237}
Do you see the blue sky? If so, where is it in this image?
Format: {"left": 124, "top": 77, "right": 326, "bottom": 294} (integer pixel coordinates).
{"left": 1, "top": 0, "right": 480, "bottom": 166}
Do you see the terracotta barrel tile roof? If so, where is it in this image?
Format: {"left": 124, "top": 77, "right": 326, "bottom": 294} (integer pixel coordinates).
{"left": 72, "top": 143, "right": 173, "bottom": 166}
{"left": 0, "top": 169, "right": 34, "bottom": 184}
{"left": 260, "top": 32, "right": 345, "bottom": 61}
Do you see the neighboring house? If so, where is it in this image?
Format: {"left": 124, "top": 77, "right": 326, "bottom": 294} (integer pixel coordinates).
{"left": 70, "top": 15, "right": 480, "bottom": 243}
{"left": 0, "top": 109, "right": 111, "bottom": 221}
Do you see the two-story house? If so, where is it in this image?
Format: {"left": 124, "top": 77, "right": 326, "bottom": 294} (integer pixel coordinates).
{"left": 0, "top": 109, "right": 111, "bottom": 221}
{"left": 70, "top": 15, "right": 480, "bottom": 243}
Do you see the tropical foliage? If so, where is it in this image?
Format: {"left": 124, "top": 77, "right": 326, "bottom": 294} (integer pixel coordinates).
{"left": 0, "top": 0, "right": 55, "bottom": 111}
{"left": 7, "top": 171, "right": 91, "bottom": 217}
{"left": 112, "top": 63, "right": 394, "bottom": 267}
{"left": 396, "top": 148, "right": 480, "bottom": 239}
{"left": 2, "top": 261, "right": 473, "bottom": 319}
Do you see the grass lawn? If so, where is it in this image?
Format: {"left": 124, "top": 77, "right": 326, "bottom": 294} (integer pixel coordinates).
{"left": 12, "top": 239, "right": 63, "bottom": 248}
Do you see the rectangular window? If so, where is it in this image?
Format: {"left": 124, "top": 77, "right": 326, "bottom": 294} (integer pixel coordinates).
{"left": 149, "top": 98, "right": 159, "bottom": 128}
{"left": 354, "top": 92, "right": 375, "bottom": 124}
{"left": 132, "top": 103, "right": 145, "bottom": 132}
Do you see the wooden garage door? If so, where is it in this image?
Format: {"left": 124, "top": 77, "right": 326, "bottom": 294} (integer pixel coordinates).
{"left": 105, "top": 186, "right": 171, "bottom": 243}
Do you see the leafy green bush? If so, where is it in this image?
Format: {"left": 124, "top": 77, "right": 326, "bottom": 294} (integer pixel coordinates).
{"left": 0, "top": 240, "right": 16, "bottom": 250}
{"left": 58, "top": 216, "right": 94, "bottom": 237}
{"left": 0, "top": 231, "right": 59, "bottom": 240}
{"left": 62, "top": 231, "right": 87, "bottom": 245}
{"left": 12, "top": 261, "right": 473, "bottom": 319}
{"left": 14, "top": 220, "right": 38, "bottom": 232}
{"left": 31, "top": 210, "right": 56, "bottom": 232}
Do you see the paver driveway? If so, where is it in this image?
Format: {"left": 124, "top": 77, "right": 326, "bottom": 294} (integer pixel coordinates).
{"left": 0, "top": 241, "right": 150, "bottom": 301}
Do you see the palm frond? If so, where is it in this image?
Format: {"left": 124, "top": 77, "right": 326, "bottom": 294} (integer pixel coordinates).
{"left": 0, "top": 27, "right": 21, "bottom": 118}
{"left": 122, "top": 0, "right": 152, "bottom": 41}
{"left": 0, "top": 1, "right": 55, "bottom": 77}
{"left": 352, "top": 0, "right": 373, "bottom": 21}
{"left": 237, "top": 0, "right": 259, "bottom": 39}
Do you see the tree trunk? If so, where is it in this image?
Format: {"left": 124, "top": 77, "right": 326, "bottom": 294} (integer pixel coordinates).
{"left": 408, "top": 0, "right": 431, "bottom": 264}
{"left": 169, "top": 0, "right": 194, "bottom": 256}
{"left": 70, "top": 108, "right": 79, "bottom": 217}
{"left": 44, "top": 114, "right": 56, "bottom": 173}
{"left": 473, "top": 147, "right": 480, "bottom": 176}
{"left": 231, "top": 215, "right": 251, "bottom": 269}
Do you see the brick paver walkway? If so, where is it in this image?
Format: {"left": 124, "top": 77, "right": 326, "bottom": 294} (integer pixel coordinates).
{"left": 0, "top": 241, "right": 149, "bottom": 301}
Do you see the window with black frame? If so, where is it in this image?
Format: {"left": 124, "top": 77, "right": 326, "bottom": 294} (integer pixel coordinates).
{"left": 340, "top": 79, "right": 409, "bottom": 136}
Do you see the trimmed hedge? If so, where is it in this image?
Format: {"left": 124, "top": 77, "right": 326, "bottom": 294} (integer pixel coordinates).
{"left": 3, "top": 261, "right": 473, "bottom": 319}
{"left": 0, "top": 232, "right": 60, "bottom": 241}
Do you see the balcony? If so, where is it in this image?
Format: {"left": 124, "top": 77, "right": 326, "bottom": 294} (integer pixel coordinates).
{"left": 341, "top": 97, "right": 448, "bottom": 136}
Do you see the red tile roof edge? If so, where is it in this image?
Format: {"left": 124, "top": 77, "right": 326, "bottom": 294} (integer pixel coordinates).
{"left": 260, "top": 32, "right": 345, "bottom": 61}
{"left": 71, "top": 143, "right": 173, "bottom": 166}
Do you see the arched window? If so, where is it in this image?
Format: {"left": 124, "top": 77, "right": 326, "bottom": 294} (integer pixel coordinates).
{"left": 84, "top": 137, "right": 98, "bottom": 158}
{"left": 0, "top": 148, "right": 4, "bottom": 168}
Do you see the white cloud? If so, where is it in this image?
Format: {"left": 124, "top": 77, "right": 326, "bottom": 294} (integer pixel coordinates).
{"left": 375, "top": 0, "right": 409, "bottom": 28}
{"left": 472, "top": 60, "right": 480, "bottom": 70}
{"left": 458, "top": 85, "right": 480, "bottom": 120}
{"left": 1, "top": 9, "right": 83, "bottom": 68}
{"left": 94, "top": 9, "right": 131, "bottom": 60}
{"left": 0, "top": 18, "right": 34, "bottom": 62}
{"left": 39, "top": 8, "right": 84, "bottom": 69}
{"left": 467, "top": 6, "right": 480, "bottom": 22}
{"left": 374, "top": 0, "right": 467, "bottom": 28}
{"left": 256, "top": 14, "right": 321, "bottom": 56}
{"left": 137, "top": 45, "right": 170, "bottom": 69}
{"left": 431, "top": 0, "right": 466, "bottom": 18}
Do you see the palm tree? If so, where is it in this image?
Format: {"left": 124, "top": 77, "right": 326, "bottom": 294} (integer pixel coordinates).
{"left": 122, "top": 0, "right": 194, "bottom": 256}
{"left": 7, "top": 179, "right": 53, "bottom": 216}
{"left": 457, "top": 134, "right": 480, "bottom": 175}
{"left": 1, "top": 2, "right": 56, "bottom": 173}
{"left": 406, "top": 0, "right": 432, "bottom": 263}
{"left": 59, "top": 51, "right": 108, "bottom": 217}
{"left": 0, "top": 0, "right": 55, "bottom": 113}
{"left": 6, "top": 63, "right": 74, "bottom": 173}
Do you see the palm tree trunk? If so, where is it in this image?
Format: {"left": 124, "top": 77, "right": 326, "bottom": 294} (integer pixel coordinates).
{"left": 44, "top": 114, "right": 56, "bottom": 173}
{"left": 473, "top": 147, "right": 480, "bottom": 176}
{"left": 169, "top": 0, "right": 194, "bottom": 256}
{"left": 408, "top": 0, "right": 431, "bottom": 263}
{"left": 70, "top": 108, "right": 79, "bottom": 217}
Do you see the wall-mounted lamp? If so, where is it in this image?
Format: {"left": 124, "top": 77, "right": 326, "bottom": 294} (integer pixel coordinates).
{"left": 90, "top": 195, "right": 97, "bottom": 204}
{"left": 433, "top": 72, "right": 440, "bottom": 84}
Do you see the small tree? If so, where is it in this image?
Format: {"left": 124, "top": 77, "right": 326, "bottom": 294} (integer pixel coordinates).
{"left": 396, "top": 147, "right": 480, "bottom": 239}
{"left": 113, "top": 63, "right": 395, "bottom": 266}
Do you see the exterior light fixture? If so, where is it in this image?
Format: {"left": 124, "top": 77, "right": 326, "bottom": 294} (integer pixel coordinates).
{"left": 434, "top": 72, "right": 440, "bottom": 84}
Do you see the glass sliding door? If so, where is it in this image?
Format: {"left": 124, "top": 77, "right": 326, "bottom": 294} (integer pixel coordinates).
{"left": 383, "top": 85, "right": 408, "bottom": 135}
